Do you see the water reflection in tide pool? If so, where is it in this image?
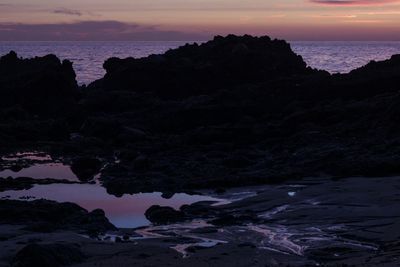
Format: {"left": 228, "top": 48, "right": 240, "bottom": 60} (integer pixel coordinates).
{"left": 0, "top": 152, "right": 80, "bottom": 181}
{"left": 0, "top": 184, "right": 223, "bottom": 228}
{"left": 0, "top": 163, "right": 79, "bottom": 181}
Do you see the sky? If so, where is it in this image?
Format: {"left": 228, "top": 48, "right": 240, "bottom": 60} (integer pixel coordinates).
{"left": 1, "top": 0, "right": 400, "bottom": 41}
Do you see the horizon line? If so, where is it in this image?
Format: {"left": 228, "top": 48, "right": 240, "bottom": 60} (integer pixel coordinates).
{"left": 2, "top": 39, "right": 400, "bottom": 42}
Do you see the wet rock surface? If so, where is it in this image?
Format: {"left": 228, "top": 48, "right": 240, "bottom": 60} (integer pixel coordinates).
{"left": 138, "top": 176, "right": 400, "bottom": 266}
{"left": 0, "top": 177, "right": 399, "bottom": 266}
{"left": 98, "top": 35, "right": 313, "bottom": 97}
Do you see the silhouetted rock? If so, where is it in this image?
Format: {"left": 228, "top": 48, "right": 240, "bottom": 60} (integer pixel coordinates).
{"left": 2, "top": 34, "right": 400, "bottom": 267}
{"left": 0, "top": 52, "right": 81, "bottom": 146}
{"left": 338, "top": 54, "right": 400, "bottom": 99}
{"left": 145, "top": 205, "right": 185, "bottom": 224}
{"left": 70, "top": 157, "right": 102, "bottom": 181}
{"left": 96, "top": 34, "right": 314, "bottom": 97}
{"left": 0, "top": 51, "right": 79, "bottom": 117}
{"left": 80, "top": 116, "right": 122, "bottom": 139}
{"left": 12, "top": 243, "right": 86, "bottom": 267}
{"left": 4, "top": 35, "right": 400, "bottom": 195}
{"left": 0, "top": 200, "right": 115, "bottom": 233}
{"left": 10, "top": 164, "right": 23, "bottom": 172}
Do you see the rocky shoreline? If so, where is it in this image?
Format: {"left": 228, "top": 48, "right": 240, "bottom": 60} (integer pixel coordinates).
{"left": 1, "top": 176, "right": 400, "bottom": 266}
{"left": 1, "top": 34, "right": 400, "bottom": 266}
{"left": 2, "top": 35, "right": 400, "bottom": 194}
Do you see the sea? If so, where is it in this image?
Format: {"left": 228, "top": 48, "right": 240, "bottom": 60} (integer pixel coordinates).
{"left": 1, "top": 41, "right": 400, "bottom": 85}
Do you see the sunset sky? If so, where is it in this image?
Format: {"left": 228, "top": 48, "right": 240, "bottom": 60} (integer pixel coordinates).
{"left": 1, "top": 0, "right": 400, "bottom": 40}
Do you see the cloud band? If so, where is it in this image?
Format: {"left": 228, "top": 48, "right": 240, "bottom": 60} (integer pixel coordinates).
{"left": 310, "top": 0, "right": 399, "bottom": 5}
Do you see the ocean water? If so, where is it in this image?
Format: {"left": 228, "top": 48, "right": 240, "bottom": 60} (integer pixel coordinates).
{"left": 1, "top": 41, "right": 400, "bottom": 85}
{"left": 291, "top": 41, "right": 400, "bottom": 74}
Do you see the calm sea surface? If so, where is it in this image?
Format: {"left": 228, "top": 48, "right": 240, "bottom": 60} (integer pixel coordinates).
{"left": 1, "top": 41, "right": 400, "bottom": 85}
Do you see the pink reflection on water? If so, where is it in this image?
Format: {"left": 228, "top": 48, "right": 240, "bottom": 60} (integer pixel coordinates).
{"left": 0, "top": 163, "right": 79, "bottom": 181}
{"left": 1, "top": 152, "right": 51, "bottom": 161}
{"left": 0, "top": 184, "right": 222, "bottom": 228}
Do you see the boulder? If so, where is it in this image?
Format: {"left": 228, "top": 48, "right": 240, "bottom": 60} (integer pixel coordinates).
{"left": 70, "top": 157, "right": 102, "bottom": 181}
{"left": 145, "top": 205, "right": 185, "bottom": 224}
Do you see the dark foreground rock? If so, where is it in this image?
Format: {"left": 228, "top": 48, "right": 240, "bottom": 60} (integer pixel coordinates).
{"left": 0, "top": 200, "right": 115, "bottom": 234}
{"left": 0, "top": 177, "right": 397, "bottom": 267}
{"left": 80, "top": 35, "right": 400, "bottom": 195}
{"left": 0, "top": 51, "right": 81, "bottom": 148}
{"left": 145, "top": 205, "right": 185, "bottom": 224}
{"left": 0, "top": 51, "right": 79, "bottom": 117}
{"left": 139, "top": 176, "right": 400, "bottom": 266}
{"left": 3, "top": 35, "right": 400, "bottom": 267}
{"left": 70, "top": 157, "right": 102, "bottom": 181}
{"left": 12, "top": 243, "right": 86, "bottom": 267}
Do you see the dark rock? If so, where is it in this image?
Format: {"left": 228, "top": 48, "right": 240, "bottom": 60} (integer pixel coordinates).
{"left": 145, "top": 205, "right": 185, "bottom": 224}
{"left": 22, "top": 222, "right": 56, "bottom": 233}
{"left": 215, "top": 188, "right": 226, "bottom": 194}
{"left": 95, "top": 34, "right": 311, "bottom": 97}
{"left": 0, "top": 199, "right": 115, "bottom": 233}
{"left": 136, "top": 253, "right": 151, "bottom": 259}
{"left": 11, "top": 243, "right": 86, "bottom": 267}
{"left": 338, "top": 54, "right": 400, "bottom": 99}
{"left": 210, "top": 215, "right": 238, "bottom": 226}
{"left": 70, "top": 157, "right": 102, "bottom": 181}
{"left": 185, "top": 246, "right": 197, "bottom": 253}
{"left": 119, "top": 127, "right": 147, "bottom": 141}
{"left": 133, "top": 155, "right": 150, "bottom": 171}
{"left": 0, "top": 52, "right": 79, "bottom": 117}
{"left": 161, "top": 192, "right": 175, "bottom": 199}
{"left": 80, "top": 116, "right": 122, "bottom": 139}
{"left": 307, "top": 246, "right": 362, "bottom": 261}
{"left": 180, "top": 201, "right": 218, "bottom": 217}
{"left": 10, "top": 165, "right": 23, "bottom": 172}
{"left": 238, "top": 242, "right": 256, "bottom": 248}
{"left": 189, "top": 227, "right": 219, "bottom": 234}
{"left": 222, "top": 155, "right": 253, "bottom": 168}
{"left": 210, "top": 213, "right": 257, "bottom": 226}
{"left": 5, "top": 34, "right": 400, "bottom": 196}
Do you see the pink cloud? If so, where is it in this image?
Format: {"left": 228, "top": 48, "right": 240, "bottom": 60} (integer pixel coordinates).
{"left": 311, "top": 0, "right": 399, "bottom": 5}
{"left": 0, "top": 21, "right": 208, "bottom": 41}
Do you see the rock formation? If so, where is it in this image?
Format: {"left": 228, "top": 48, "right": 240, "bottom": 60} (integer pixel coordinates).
{"left": 2, "top": 35, "right": 400, "bottom": 194}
